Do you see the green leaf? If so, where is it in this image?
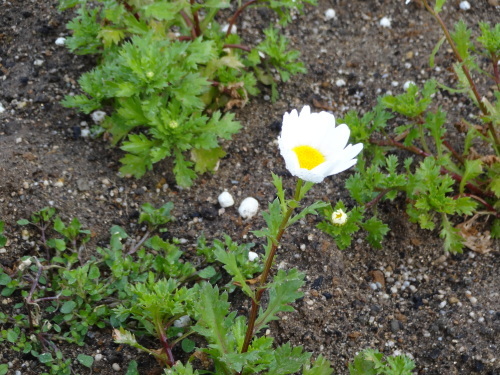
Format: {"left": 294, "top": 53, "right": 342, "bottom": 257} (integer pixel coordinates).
{"left": 77, "top": 354, "right": 94, "bottom": 368}
{"left": 38, "top": 352, "right": 54, "bottom": 364}
{"left": 429, "top": 36, "right": 446, "bottom": 67}
{"left": 17, "top": 219, "right": 30, "bottom": 225}
{"left": 361, "top": 217, "right": 390, "bottom": 249}
{"left": 88, "top": 265, "right": 101, "bottom": 279}
{"left": 254, "top": 269, "right": 304, "bottom": 333}
{"left": 47, "top": 238, "right": 66, "bottom": 251}
{"left": 451, "top": 19, "right": 473, "bottom": 61}
{"left": 7, "top": 328, "right": 19, "bottom": 343}
{"left": 191, "top": 147, "right": 226, "bottom": 174}
{"left": 440, "top": 215, "right": 464, "bottom": 253}
{"left": 434, "top": 0, "right": 447, "bottom": 13}
{"left": 60, "top": 300, "right": 77, "bottom": 314}
{"left": 192, "top": 283, "right": 232, "bottom": 356}
{"left": 214, "top": 246, "right": 255, "bottom": 299}
{"left": 181, "top": 338, "right": 195, "bottom": 353}
{"left": 0, "top": 273, "right": 11, "bottom": 286}
{"left": 460, "top": 159, "right": 483, "bottom": 194}
{"left": 303, "top": 355, "right": 334, "bottom": 375}
{"left": 267, "top": 343, "right": 311, "bottom": 375}
{"left": 125, "top": 360, "right": 139, "bottom": 375}
{"left": 198, "top": 266, "right": 217, "bottom": 279}
{"left": 0, "top": 364, "right": 8, "bottom": 375}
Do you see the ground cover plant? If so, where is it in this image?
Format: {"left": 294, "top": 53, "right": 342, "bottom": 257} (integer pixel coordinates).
{"left": 58, "top": 0, "right": 313, "bottom": 187}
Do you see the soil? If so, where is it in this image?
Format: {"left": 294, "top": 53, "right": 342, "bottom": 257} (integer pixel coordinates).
{"left": 0, "top": 0, "right": 499, "bottom": 374}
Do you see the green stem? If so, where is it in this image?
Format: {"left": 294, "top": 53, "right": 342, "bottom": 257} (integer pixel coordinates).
{"left": 239, "top": 179, "right": 304, "bottom": 356}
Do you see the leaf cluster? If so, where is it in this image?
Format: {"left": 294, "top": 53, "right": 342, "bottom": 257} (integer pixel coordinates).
{"left": 349, "top": 348, "right": 415, "bottom": 375}
{"left": 60, "top": 0, "right": 311, "bottom": 186}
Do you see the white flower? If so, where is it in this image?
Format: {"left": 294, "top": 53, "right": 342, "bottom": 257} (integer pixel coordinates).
{"left": 331, "top": 209, "right": 347, "bottom": 225}
{"left": 278, "top": 106, "right": 363, "bottom": 183}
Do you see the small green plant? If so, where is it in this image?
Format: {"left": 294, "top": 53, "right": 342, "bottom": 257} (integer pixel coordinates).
{"left": 318, "top": 1, "right": 499, "bottom": 253}
{"left": 349, "top": 349, "right": 415, "bottom": 375}
{"left": 59, "top": 0, "right": 314, "bottom": 186}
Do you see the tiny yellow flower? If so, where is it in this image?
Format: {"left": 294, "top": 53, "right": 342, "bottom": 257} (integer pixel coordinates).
{"left": 278, "top": 106, "right": 363, "bottom": 183}
{"left": 331, "top": 209, "right": 347, "bottom": 225}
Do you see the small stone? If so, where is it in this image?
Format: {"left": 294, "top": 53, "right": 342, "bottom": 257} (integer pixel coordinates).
{"left": 34, "top": 59, "right": 44, "bottom": 66}
{"left": 55, "top": 37, "right": 66, "bottom": 46}
{"left": 379, "top": 17, "right": 391, "bottom": 28}
{"left": 324, "top": 8, "right": 336, "bottom": 20}
{"left": 221, "top": 24, "right": 237, "bottom": 34}
{"left": 0, "top": 102, "right": 5, "bottom": 113}
{"left": 95, "top": 354, "right": 103, "bottom": 362}
{"left": 459, "top": 1, "right": 471, "bottom": 10}
{"left": 218, "top": 191, "right": 234, "bottom": 208}
{"left": 238, "top": 197, "right": 259, "bottom": 219}
{"left": 335, "top": 79, "right": 346, "bottom": 87}
{"left": 390, "top": 319, "right": 401, "bottom": 333}
{"left": 369, "top": 269, "right": 386, "bottom": 289}
{"left": 468, "top": 296, "right": 478, "bottom": 305}
{"left": 403, "top": 81, "right": 416, "bottom": 90}
{"left": 91, "top": 110, "right": 106, "bottom": 124}
{"left": 77, "top": 179, "right": 91, "bottom": 191}
{"left": 448, "top": 296, "right": 459, "bottom": 304}
{"left": 173, "top": 315, "right": 191, "bottom": 328}
{"left": 112, "top": 363, "right": 121, "bottom": 371}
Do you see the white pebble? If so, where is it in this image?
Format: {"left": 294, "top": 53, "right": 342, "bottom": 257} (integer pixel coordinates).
{"left": 173, "top": 315, "right": 191, "bottom": 328}
{"left": 379, "top": 17, "right": 391, "bottom": 28}
{"left": 221, "top": 24, "right": 237, "bottom": 34}
{"left": 409, "top": 285, "right": 417, "bottom": 292}
{"left": 248, "top": 251, "right": 259, "bottom": 262}
{"left": 390, "top": 286, "right": 398, "bottom": 294}
{"left": 238, "top": 197, "right": 259, "bottom": 219}
{"left": 478, "top": 317, "right": 485, "bottom": 323}
{"left": 218, "top": 191, "right": 234, "bottom": 208}
{"left": 439, "top": 301, "right": 447, "bottom": 309}
{"left": 95, "top": 354, "right": 103, "bottom": 362}
{"left": 469, "top": 296, "right": 478, "bottom": 305}
{"left": 324, "top": 8, "right": 336, "bottom": 20}
{"left": 459, "top": 1, "right": 471, "bottom": 10}
{"left": 34, "top": 59, "right": 44, "bottom": 66}
{"left": 369, "top": 283, "right": 378, "bottom": 291}
{"left": 91, "top": 110, "right": 107, "bottom": 124}
{"left": 112, "top": 363, "right": 121, "bottom": 371}
{"left": 81, "top": 128, "right": 90, "bottom": 138}
{"left": 335, "top": 79, "right": 346, "bottom": 87}
{"left": 403, "top": 81, "right": 416, "bottom": 90}
{"left": 0, "top": 102, "right": 5, "bottom": 113}
{"left": 55, "top": 37, "right": 66, "bottom": 46}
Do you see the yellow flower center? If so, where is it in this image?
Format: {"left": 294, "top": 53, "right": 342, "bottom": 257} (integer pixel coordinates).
{"left": 292, "top": 145, "right": 325, "bottom": 170}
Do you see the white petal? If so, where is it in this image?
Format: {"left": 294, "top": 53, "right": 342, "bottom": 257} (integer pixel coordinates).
{"left": 328, "top": 158, "right": 359, "bottom": 175}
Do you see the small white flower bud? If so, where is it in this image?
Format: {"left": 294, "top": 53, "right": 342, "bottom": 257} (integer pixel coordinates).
{"left": 331, "top": 209, "right": 347, "bottom": 225}
{"left": 248, "top": 251, "right": 259, "bottom": 262}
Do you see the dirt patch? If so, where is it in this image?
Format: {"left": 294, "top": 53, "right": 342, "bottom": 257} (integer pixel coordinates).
{"left": 1, "top": 0, "right": 499, "bottom": 374}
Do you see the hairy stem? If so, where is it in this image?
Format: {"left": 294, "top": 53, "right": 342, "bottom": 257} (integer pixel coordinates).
{"left": 226, "top": 0, "right": 259, "bottom": 37}
{"left": 240, "top": 179, "right": 304, "bottom": 356}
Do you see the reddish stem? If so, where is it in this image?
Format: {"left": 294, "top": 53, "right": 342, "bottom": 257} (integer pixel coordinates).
{"left": 369, "top": 137, "right": 493, "bottom": 198}
{"left": 190, "top": 0, "right": 202, "bottom": 37}
{"left": 491, "top": 52, "right": 500, "bottom": 90}
{"left": 226, "top": 0, "right": 258, "bottom": 37}
{"left": 457, "top": 194, "right": 500, "bottom": 218}
{"left": 180, "top": 10, "right": 197, "bottom": 40}
{"left": 159, "top": 332, "right": 175, "bottom": 367}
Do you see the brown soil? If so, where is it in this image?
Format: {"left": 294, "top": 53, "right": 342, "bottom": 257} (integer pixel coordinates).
{"left": 1, "top": 1, "right": 499, "bottom": 374}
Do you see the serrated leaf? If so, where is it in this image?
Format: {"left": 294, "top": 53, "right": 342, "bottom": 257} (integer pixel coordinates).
{"left": 191, "top": 147, "right": 226, "bottom": 173}
{"left": 361, "top": 217, "right": 389, "bottom": 249}
{"left": 267, "top": 343, "right": 311, "bottom": 375}
{"left": 214, "top": 247, "right": 254, "bottom": 299}
{"left": 303, "top": 355, "right": 334, "bottom": 375}
{"left": 254, "top": 269, "right": 304, "bottom": 333}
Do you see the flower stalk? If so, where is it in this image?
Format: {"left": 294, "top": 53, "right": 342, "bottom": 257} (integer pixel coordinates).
{"left": 240, "top": 178, "right": 304, "bottom": 355}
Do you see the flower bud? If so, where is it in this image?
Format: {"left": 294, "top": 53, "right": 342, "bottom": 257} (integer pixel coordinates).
{"left": 331, "top": 209, "right": 347, "bottom": 225}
